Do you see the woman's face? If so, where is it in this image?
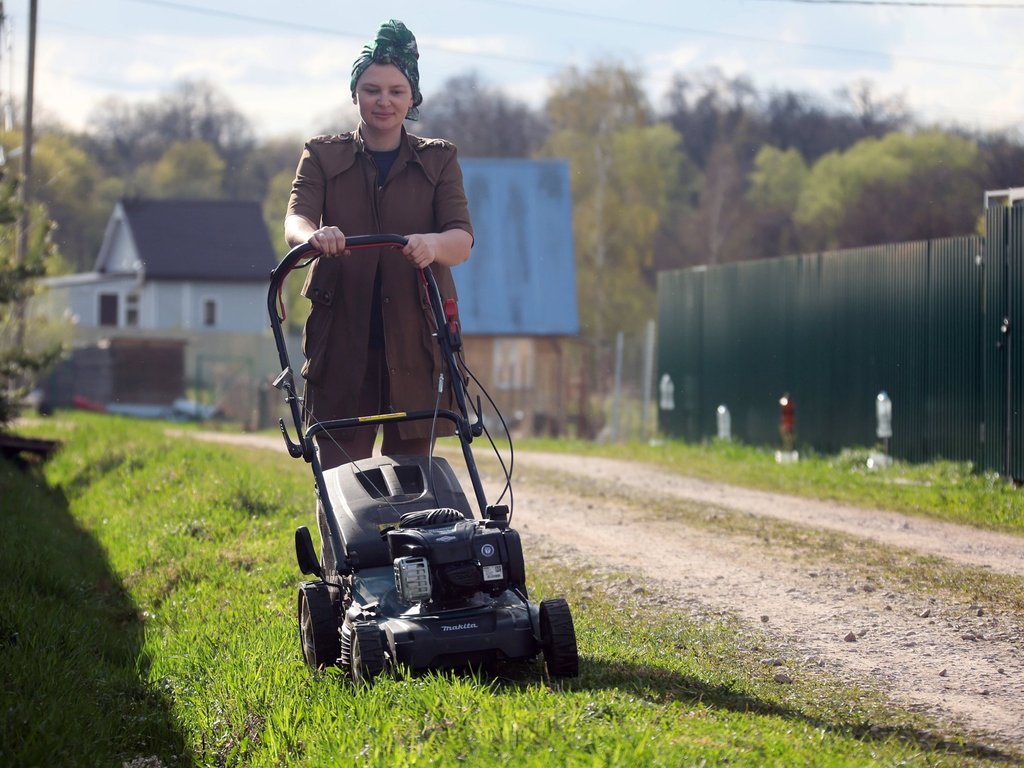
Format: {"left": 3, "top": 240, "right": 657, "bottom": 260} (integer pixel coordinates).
{"left": 353, "top": 63, "right": 414, "bottom": 137}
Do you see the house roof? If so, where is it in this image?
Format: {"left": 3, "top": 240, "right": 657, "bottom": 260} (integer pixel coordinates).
{"left": 101, "top": 199, "right": 277, "bottom": 282}
{"left": 453, "top": 159, "right": 579, "bottom": 336}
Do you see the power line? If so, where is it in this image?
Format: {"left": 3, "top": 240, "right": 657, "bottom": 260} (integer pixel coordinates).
{"left": 472, "top": 0, "right": 1023, "bottom": 73}
{"left": 749, "top": 0, "right": 1024, "bottom": 7}
{"left": 123, "top": 0, "right": 1024, "bottom": 75}
{"left": 124, "top": 0, "right": 567, "bottom": 70}
{"left": 9, "top": 0, "right": 1023, "bottom": 129}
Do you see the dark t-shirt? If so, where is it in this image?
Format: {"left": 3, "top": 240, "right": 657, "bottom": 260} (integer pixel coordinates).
{"left": 368, "top": 148, "right": 401, "bottom": 348}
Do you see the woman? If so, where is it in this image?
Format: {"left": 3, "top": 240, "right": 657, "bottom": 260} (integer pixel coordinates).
{"left": 285, "top": 19, "right": 474, "bottom": 469}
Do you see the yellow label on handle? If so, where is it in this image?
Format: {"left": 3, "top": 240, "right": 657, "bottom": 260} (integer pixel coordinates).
{"left": 356, "top": 412, "right": 408, "bottom": 423}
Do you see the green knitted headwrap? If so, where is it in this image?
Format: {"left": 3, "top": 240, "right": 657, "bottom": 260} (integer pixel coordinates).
{"left": 350, "top": 19, "right": 422, "bottom": 121}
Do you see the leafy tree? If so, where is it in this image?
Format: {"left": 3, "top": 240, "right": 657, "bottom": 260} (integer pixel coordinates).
{"left": 747, "top": 146, "right": 808, "bottom": 212}
{"left": 230, "top": 136, "right": 302, "bottom": 204}
{"left": 540, "top": 63, "right": 684, "bottom": 341}
{"left": 262, "top": 167, "right": 309, "bottom": 334}
{"left": 84, "top": 80, "right": 254, "bottom": 196}
{"left": 6, "top": 130, "right": 123, "bottom": 273}
{"left": 745, "top": 145, "right": 808, "bottom": 258}
{"left": 417, "top": 72, "right": 548, "bottom": 157}
{"left": 0, "top": 172, "right": 63, "bottom": 427}
{"left": 548, "top": 62, "right": 650, "bottom": 136}
{"left": 794, "top": 130, "right": 980, "bottom": 249}
{"left": 134, "top": 140, "right": 226, "bottom": 199}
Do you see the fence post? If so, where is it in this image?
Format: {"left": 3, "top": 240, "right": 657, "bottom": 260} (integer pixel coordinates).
{"left": 640, "top": 320, "right": 655, "bottom": 441}
{"left": 611, "top": 331, "right": 624, "bottom": 442}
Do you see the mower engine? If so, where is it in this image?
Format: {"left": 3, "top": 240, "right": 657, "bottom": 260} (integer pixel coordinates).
{"left": 387, "top": 510, "right": 526, "bottom": 607}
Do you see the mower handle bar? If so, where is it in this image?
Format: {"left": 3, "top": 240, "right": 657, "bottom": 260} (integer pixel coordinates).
{"left": 267, "top": 235, "right": 408, "bottom": 378}
{"left": 266, "top": 233, "right": 476, "bottom": 453}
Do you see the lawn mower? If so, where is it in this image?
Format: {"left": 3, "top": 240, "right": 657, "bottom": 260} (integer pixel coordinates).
{"left": 267, "top": 236, "right": 579, "bottom": 683}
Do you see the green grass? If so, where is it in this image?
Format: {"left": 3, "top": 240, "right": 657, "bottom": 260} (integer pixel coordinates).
{"left": 513, "top": 437, "right": 1024, "bottom": 534}
{"left": 2, "top": 413, "right": 1022, "bottom": 766}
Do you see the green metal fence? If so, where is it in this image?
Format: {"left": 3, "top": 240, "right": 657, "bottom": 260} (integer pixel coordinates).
{"left": 656, "top": 207, "right": 1024, "bottom": 478}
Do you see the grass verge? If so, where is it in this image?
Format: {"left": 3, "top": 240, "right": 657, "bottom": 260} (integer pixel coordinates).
{"left": 513, "top": 437, "right": 1024, "bottom": 534}
{"left": 1, "top": 413, "right": 1021, "bottom": 766}
{"left": 518, "top": 464, "right": 1024, "bottom": 615}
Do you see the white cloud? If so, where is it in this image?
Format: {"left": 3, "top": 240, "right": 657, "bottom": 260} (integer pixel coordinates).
{"left": 7, "top": 0, "right": 1023, "bottom": 138}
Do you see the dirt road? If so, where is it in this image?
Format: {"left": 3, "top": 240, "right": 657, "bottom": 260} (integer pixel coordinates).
{"left": 191, "top": 431, "right": 1024, "bottom": 749}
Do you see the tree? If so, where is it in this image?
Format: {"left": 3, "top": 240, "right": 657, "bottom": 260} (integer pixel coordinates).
{"left": 540, "top": 63, "right": 684, "bottom": 342}
{"left": 84, "top": 80, "right": 254, "bottom": 195}
{"left": 747, "top": 146, "right": 808, "bottom": 212}
{"left": 416, "top": 72, "right": 548, "bottom": 157}
{"left": 262, "top": 167, "right": 309, "bottom": 334}
{"left": 838, "top": 79, "right": 910, "bottom": 138}
{"left": 231, "top": 136, "right": 302, "bottom": 205}
{"left": 976, "top": 130, "right": 1024, "bottom": 190}
{"left": 134, "top": 140, "right": 226, "bottom": 199}
{"left": 662, "top": 140, "right": 759, "bottom": 267}
{"left": 745, "top": 145, "right": 808, "bottom": 258}
{"left": 0, "top": 172, "right": 63, "bottom": 427}
{"left": 761, "top": 89, "right": 865, "bottom": 162}
{"left": 794, "top": 130, "right": 980, "bottom": 249}
{"left": 662, "top": 68, "right": 761, "bottom": 171}
{"left": 8, "top": 130, "right": 122, "bottom": 272}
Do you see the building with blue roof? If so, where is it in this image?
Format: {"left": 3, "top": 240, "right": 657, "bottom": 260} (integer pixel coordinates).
{"left": 454, "top": 158, "right": 579, "bottom": 436}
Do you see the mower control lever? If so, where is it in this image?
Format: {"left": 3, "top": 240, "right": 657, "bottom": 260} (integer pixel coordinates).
{"left": 473, "top": 396, "right": 484, "bottom": 437}
{"left": 278, "top": 419, "right": 305, "bottom": 459}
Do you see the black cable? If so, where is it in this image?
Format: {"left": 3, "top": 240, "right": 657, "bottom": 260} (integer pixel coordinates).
{"left": 426, "top": 370, "right": 444, "bottom": 506}
{"left": 460, "top": 356, "right": 516, "bottom": 522}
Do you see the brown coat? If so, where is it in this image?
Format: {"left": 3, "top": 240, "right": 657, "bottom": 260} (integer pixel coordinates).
{"left": 287, "top": 126, "right": 474, "bottom": 439}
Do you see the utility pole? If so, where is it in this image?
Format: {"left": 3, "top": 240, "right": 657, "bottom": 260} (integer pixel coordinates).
{"left": 13, "top": 0, "right": 37, "bottom": 347}
{"left": 0, "top": 2, "right": 6, "bottom": 160}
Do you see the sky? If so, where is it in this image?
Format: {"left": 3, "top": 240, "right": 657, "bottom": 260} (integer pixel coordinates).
{"left": 1, "top": 0, "right": 1022, "bottom": 141}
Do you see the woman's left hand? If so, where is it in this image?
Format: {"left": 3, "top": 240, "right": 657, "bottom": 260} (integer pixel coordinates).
{"left": 401, "top": 233, "right": 439, "bottom": 269}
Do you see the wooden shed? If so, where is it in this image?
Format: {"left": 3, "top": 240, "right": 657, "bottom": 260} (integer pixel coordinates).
{"left": 45, "top": 338, "right": 186, "bottom": 408}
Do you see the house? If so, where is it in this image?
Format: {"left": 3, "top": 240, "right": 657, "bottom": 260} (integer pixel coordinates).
{"left": 37, "top": 160, "right": 579, "bottom": 434}
{"left": 38, "top": 198, "right": 278, "bottom": 421}
{"left": 45, "top": 198, "right": 275, "bottom": 334}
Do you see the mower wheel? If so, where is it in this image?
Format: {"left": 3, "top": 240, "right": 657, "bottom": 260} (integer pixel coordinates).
{"left": 539, "top": 598, "right": 579, "bottom": 679}
{"left": 349, "top": 620, "right": 386, "bottom": 684}
{"left": 298, "top": 582, "right": 340, "bottom": 670}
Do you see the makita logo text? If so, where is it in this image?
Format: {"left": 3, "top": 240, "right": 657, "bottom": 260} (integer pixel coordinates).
{"left": 442, "top": 623, "right": 479, "bottom": 632}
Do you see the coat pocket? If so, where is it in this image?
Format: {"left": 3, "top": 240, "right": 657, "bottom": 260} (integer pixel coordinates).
{"left": 301, "top": 301, "right": 332, "bottom": 384}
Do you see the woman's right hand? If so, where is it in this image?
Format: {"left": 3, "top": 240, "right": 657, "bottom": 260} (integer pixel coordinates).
{"left": 309, "top": 226, "right": 349, "bottom": 257}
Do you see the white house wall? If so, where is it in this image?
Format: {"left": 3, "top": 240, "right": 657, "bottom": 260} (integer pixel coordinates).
{"left": 107, "top": 221, "right": 141, "bottom": 272}
{"left": 40, "top": 275, "right": 138, "bottom": 326}
{"left": 44, "top": 278, "right": 266, "bottom": 334}
{"left": 151, "top": 281, "right": 267, "bottom": 333}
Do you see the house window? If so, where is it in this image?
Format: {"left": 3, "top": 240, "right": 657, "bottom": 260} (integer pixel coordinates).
{"left": 125, "top": 294, "right": 140, "bottom": 327}
{"left": 99, "top": 293, "right": 119, "bottom": 326}
{"left": 203, "top": 299, "right": 217, "bottom": 328}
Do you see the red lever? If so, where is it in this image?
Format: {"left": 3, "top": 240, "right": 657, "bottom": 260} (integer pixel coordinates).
{"left": 443, "top": 298, "right": 462, "bottom": 350}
